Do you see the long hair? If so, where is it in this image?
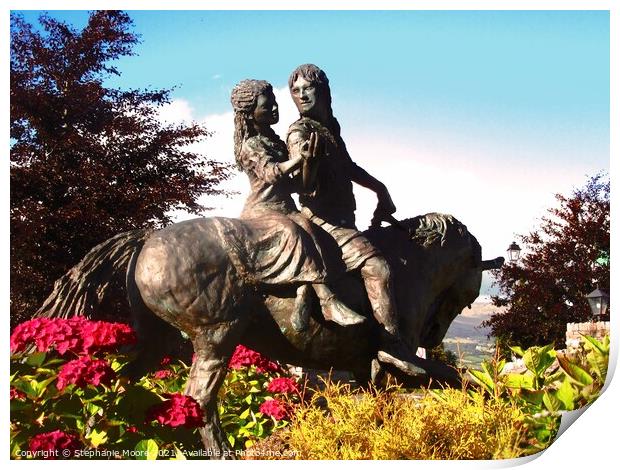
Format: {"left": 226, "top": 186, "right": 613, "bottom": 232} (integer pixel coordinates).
{"left": 288, "top": 64, "right": 342, "bottom": 138}
{"left": 230, "top": 79, "right": 272, "bottom": 168}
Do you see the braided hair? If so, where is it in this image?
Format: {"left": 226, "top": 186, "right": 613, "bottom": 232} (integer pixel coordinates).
{"left": 230, "top": 79, "right": 272, "bottom": 168}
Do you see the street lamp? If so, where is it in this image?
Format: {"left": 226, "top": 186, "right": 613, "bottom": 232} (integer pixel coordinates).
{"left": 586, "top": 287, "right": 610, "bottom": 319}
{"left": 507, "top": 241, "right": 521, "bottom": 262}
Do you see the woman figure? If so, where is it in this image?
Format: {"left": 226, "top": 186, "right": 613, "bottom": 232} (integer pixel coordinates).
{"left": 230, "top": 79, "right": 364, "bottom": 329}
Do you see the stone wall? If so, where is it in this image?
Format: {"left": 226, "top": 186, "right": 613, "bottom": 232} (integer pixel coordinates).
{"left": 565, "top": 321, "right": 610, "bottom": 352}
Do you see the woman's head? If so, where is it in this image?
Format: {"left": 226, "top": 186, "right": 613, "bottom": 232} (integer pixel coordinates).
{"left": 231, "top": 79, "right": 278, "bottom": 165}
{"left": 231, "top": 79, "right": 272, "bottom": 117}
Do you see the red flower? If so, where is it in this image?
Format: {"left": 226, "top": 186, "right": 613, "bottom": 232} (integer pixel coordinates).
{"left": 259, "top": 398, "right": 290, "bottom": 420}
{"left": 146, "top": 393, "right": 205, "bottom": 429}
{"left": 153, "top": 369, "right": 173, "bottom": 380}
{"left": 125, "top": 426, "right": 138, "bottom": 434}
{"left": 56, "top": 356, "right": 116, "bottom": 390}
{"left": 267, "top": 377, "right": 299, "bottom": 395}
{"left": 10, "top": 318, "right": 136, "bottom": 356}
{"left": 28, "top": 430, "right": 81, "bottom": 459}
{"left": 228, "top": 345, "right": 281, "bottom": 373}
{"left": 10, "top": 388, "right": 26, "bottom": 400}
{"left": 160, "top": 356, "right": 172, "bottom": 366}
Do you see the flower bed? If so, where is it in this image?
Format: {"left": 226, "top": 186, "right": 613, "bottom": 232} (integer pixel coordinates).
{"left": 10, "top": 318, "right": 300, "bottom": 459}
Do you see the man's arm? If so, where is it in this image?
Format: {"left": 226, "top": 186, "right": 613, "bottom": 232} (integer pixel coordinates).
{"left": 350, "top": 163, "right": 396, "bottom": 215}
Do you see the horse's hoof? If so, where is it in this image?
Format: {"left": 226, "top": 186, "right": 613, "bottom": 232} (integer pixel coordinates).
{"left": 377, "top": 350, "right": 426, "bottom": 376}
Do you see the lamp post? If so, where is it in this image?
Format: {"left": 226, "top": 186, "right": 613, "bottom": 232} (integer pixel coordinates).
{"left": 586, "top": 287, "right": 609, "bottom": 319}
{"left": 507, "top": 241, "right": 521, "bottom": 262}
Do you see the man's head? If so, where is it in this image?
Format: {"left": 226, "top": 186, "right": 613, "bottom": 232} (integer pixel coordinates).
{"left": 288, "top": 64, "right": 332, "bottom": 122}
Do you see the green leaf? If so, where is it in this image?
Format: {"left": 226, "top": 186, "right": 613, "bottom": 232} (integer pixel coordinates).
{"left": 25, "top": 352, "right": 47, "bottom": 367}
{"left": 520, "top": 389, "right": 544, "bottom": 406}
{"left": 52, "top": 395, "right": 83, "bottom": 417}
{"left": 12, "top": 378, "right": 37, "bottom": 398}
{"left": 582, "top": 335, "right": 608, "bottom": 354}
{"left": 228, "top": 434, "right": 236, "bottom": 447}
{"left": 523, "top": 348, "right": 540, "bottom": 375}
{"left": 557, "top": 354, "right": 594, "bottom": 386}
{"left": 88, "top": 429, "right": 108, "bottom": 448}
{"left": 86, "top": 402, "right": 103, "bottom": 417}
{"left": 542, "top": 391, "right": 561, "bottom": 412}
{"left": 135, "top": 439, "right": 159, "bottom": 460}
{"left": 505, "top": 373, "right": 534, "bottom": 390}
{"left": 586, "top": 350, "right": 608, "bottom": 381}
{"left": 468, "top": 369, "right": 494, "bottom": 394}
{"left": 524, "top": 346, "right": 555, "bottom": 377}
{"left": 115, "top": 385, "right": 162, "bottom": 422}
{"left": 239, "top": 407, "right": 251, "bottom": 420}
{"left": 556, "top": 379, "right": 576, "bottom": 411}
{"left": 509, "top": 346, "right": 525, "bottom": 358}
{"left": 34, "top": 376, "right": 57, "bottom": 398}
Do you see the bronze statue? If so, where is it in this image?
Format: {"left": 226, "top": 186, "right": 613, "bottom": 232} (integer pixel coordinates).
{"left": 33, "top": 70, "right": 506, "bottom": 458}
{"left": 286, "top": 63, "right": 422, "bottom": 377}
{"left": 230, "top": 78, "right": 364, "bottom": 329}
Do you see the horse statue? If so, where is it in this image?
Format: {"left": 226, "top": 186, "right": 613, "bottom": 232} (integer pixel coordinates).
{"left": 35, "top": 211, "right": 503, "bottom": 457}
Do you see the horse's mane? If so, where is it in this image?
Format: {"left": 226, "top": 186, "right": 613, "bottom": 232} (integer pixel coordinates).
{"left": 401, "top": 213, "right": 469, "bottom": 248}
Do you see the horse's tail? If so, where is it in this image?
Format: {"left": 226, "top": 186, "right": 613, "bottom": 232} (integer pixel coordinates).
{"left": 34, "top": 228, "right": 153, "bottom": 321}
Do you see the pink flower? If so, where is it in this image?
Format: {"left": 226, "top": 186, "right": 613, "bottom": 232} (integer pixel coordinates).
{"left": 228, "top": 345, "right": 281, "bottom": 373}
{"left": 153, "top": 369, "right": 173, "bottom": 380}
{"left": 10, "top": 388, "right": 26, "bottom": 400}
{"left": 10, "top": 317, "right": 136, "bottom": 356}
{"left": 28, "top": 430, "right": 81, "bottom": 459}
{"left": 267, "top": 377, "right": 300, "bottom": 395}
{"left": 146, "top": 393, "right": 205, "bottom": 429}
{"left": 125, "top": 426, "right": 138, "bottom": 434}
{"left": 56, "top": 356, "right": 116, "bottom": 390}
{"left": 259, "top": 398, "right": 290, "bottom": 420}
{"left": 160, "top": 356, "right": 172, "bottom": 366}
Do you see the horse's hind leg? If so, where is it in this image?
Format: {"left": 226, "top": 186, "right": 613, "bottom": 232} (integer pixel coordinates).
{"left": 185, "top": 320, "right": 245, "bottom": 459}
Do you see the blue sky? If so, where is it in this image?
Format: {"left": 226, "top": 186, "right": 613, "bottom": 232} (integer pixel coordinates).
{"left": 13, "top": 9, "right": 610, "bottom": 294}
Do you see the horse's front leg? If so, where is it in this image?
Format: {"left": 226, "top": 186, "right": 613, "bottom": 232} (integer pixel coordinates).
{"left": 185, "top": 321, "right": 244, "bottom": 459}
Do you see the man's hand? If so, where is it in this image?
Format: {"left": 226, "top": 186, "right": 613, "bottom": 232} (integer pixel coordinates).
{"left": 376, "top": 186, "right": 396, "bottom": 215}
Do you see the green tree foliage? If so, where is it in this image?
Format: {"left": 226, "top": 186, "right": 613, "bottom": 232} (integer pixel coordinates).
{"left": 10, "top": 11, "right": 231, "bottom": 325}
{"left": 485, "top": 174, "right": 609, "bottom": 349}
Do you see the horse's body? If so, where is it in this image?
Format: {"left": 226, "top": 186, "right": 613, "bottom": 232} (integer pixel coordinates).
{"left": 37, "top": 212, "right": 500, "bottom": 458}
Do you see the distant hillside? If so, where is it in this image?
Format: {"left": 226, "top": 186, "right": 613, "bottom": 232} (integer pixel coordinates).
{"left": 442, "top": 299, "right": 505, "bottom": 368}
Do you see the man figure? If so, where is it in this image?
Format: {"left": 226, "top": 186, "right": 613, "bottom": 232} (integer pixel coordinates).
{"left": 286, "top": 63, "right": 422, "bottom": 376}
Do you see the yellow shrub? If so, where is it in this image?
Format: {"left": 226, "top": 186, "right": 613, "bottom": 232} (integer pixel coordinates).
{"left": 251, "top": 381, "right": 527, "bottom": 460}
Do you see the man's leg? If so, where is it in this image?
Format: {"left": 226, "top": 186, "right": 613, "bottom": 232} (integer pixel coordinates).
{"left": 360, "top": 256, "right": 424, "bottom": 375}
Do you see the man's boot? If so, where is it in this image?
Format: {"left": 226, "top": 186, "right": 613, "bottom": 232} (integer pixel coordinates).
{"left": 313, "top": 282, "right": 366, "bottom": 326}
{"left": 292, "top": 284, "right": 366, "bottom": 331}
{"left": 291, "top": 284, "right": 312, "bottom": 332}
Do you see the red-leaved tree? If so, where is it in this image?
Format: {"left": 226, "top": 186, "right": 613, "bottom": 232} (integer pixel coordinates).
{"left": 485, "top": 174, "right": 610, "bottom": 349}
{"left": 10, "top": 11, "right": 231, "bottom": 326}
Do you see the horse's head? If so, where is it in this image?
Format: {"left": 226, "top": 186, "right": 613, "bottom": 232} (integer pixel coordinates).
{"left": 377, "top": 213, "right": 484, "bottom": 350}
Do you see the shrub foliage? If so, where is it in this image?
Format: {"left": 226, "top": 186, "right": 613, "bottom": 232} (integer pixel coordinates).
{"left": 10, "top": 11, "right": 231, "bottom": 325}
{"left": 485, "top": 174, "right": 609, "bottom": 349}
